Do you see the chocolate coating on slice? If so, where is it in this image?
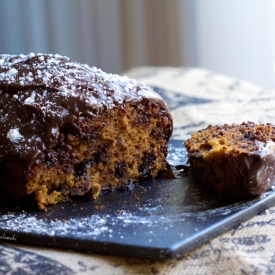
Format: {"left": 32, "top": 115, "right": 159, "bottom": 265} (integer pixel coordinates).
{"left": 0, "top": 53, "right": 173, "bottom": 197}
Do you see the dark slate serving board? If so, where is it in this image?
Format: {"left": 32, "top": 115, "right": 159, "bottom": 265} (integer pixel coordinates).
{"left": 0, "top": 140, "right": 275, "bottom": 260}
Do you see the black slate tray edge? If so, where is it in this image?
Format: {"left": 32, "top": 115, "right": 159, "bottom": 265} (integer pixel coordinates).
{"left": 169, "top": 191, "right": 275, "bottom": 258}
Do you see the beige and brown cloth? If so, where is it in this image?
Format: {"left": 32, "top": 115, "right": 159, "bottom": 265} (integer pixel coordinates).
{"left": 1, "top": 67, "right": 275, "bottom": 275}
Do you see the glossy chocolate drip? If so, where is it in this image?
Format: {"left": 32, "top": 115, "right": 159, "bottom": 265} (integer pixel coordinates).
{"left": 158, "top": 163, "right": 189, "bottom": 179}
{"left": 244, "top": 153, "right": 275, "bottom": 195}
{"left": 0, "top": 53, "right": 173, "bottom": 191}
{"left": 223, "top": 151, "right": 275, "bottom": 197}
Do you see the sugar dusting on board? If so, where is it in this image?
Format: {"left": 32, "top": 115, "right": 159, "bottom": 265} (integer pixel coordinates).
{"left": 0, "top": 210, "right": 171, "bottom": 240}
{"left": 166, "top": 142, "right": 187, "bottom": 166}
{"left": 0, "top": 212, "right": 111, "bottom": 237}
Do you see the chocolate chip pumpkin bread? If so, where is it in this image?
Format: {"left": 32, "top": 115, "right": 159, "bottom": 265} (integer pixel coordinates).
{"left": 0, "top": 53, "right": 173, "bottom": 209}
{"left": 185, "top": 122, "right": 275, "bottom": 197}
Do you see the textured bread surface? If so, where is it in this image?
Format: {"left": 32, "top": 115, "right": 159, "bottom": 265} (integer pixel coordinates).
{"left": 0, "top": 53, "right": 173, "bottom": 209}
{"left": 185, "top": 122, "right": 275, "bottom": 197}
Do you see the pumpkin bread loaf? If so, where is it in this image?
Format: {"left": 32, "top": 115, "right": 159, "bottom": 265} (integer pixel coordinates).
{"left": 0, "top": 53, "right": 173, "bottom": 209}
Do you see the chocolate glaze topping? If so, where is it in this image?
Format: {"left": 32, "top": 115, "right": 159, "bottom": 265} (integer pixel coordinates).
{"left": 0, "top": 53, "right": 172, "bottom": 185}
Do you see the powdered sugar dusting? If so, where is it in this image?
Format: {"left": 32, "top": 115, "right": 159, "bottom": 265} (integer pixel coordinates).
{"left": 0, "top": 53, "right": 162, "bottom": 110}
{"left": 23, "top": 91, "right": 36, "bottom": 105}
{"left": 255, "top": 140, "right": 275, "bottom": 157}
{"left": 6, "top": 128, "right": 24, "bottom": 142}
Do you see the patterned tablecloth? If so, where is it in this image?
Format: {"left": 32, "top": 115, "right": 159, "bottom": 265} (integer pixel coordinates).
{"left": 1, "top": 67, "right": 275, "bottom": 275}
